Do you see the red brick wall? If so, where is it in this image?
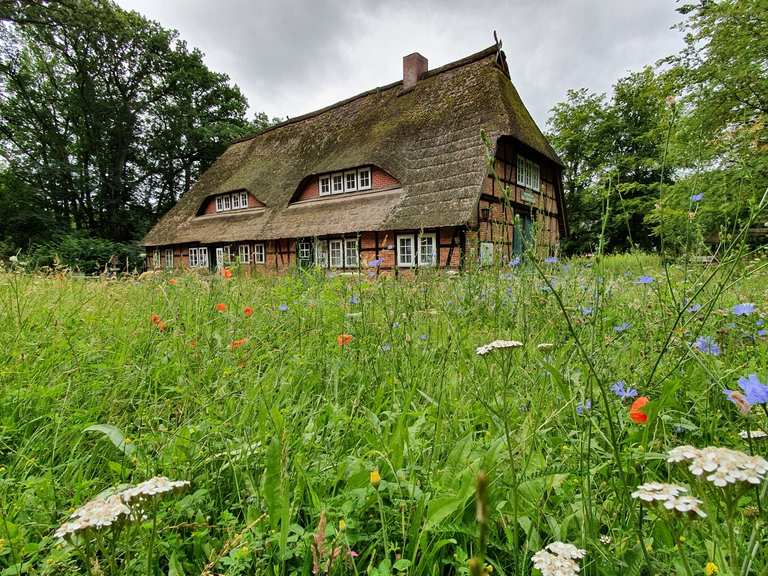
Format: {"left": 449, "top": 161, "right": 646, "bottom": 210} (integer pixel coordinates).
{"left": 294, "top": 167, "right": 400, "bottom": 201}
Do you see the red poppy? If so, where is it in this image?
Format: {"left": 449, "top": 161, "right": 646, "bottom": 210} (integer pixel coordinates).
{"left": 156, "top": 321, "right": 167, "bottom": 332}
{"left": 222, "top": 268, "right": 233, "bottom": 279}
{"left": 243, "top": 306, "right": 254, "bottom": 317}
{"left": 215, "top": 303, "right": 227, "bottom": 313}
{"left": 168, "top": 278, "right": 177, "bottom": 286}
{"left": 337, "top": 334, "right": 353, "bottom": 347}
{"left": 150, "top": 313, "right": 161, "bottom": 325}
{"left": 230, "top": 338, "right": 248, "bottom": 350}
{"left": 629, "top": 396, "right": 650, "bottom": 424}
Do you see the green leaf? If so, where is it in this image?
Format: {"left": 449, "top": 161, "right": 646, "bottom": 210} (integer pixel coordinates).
{"left": 83, "top": 424, "right": 135, "bottom": 456}
{"left": 393, "top": 558, "right": 411, "bottom": 572}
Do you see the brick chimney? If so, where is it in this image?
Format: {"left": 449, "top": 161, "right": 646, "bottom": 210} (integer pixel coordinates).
{"left": 402, "top": 52, "right": 428, "bottom": 90}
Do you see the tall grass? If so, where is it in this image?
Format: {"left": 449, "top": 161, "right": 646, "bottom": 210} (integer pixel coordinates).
{"left": 1, "top": 251, "right": 767, "bottom": 574}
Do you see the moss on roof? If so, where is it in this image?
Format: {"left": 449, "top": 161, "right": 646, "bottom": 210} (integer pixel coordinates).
{"left": 143, "top": 45, "right": 562, "bottom": 246}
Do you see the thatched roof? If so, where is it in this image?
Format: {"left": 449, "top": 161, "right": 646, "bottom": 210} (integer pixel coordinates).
{"left": 143, "top": 45, "right": 561, "bottom": 247}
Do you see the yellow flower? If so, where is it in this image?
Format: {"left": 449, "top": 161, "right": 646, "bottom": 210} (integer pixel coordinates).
{"left": 339, "top": 518, "right": 346, "bottom": 530}
{"left": 370, "top": 469, "right": 381, "bottom": 488}
{"left": 705, "top": 562, "right": 719, "bottom": 576}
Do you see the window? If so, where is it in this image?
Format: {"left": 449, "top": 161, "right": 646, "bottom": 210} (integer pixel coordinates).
{"left": 397, "top": 235, "right": 415, "bottom": 267}
{"left": 329, "top": 239, "right": 344, "bottom": 268}
{"left": 231, "top": 193, "right": 241, "bottom": 209}
{"left": 516, "top": 156, "right": 540, "bottom": 192}
{"left": 216, "top": 196, "right": 225, "bottom": 212}
{"left": 222, "top": 194, "right": 231, "bottom": 210}
{"left": 418, "top": 233, "right": 437, "bottom": 267}
{"left": 319, "top": 176, "right": 331, "bottom": 196}
{"left": 298, "top": 240, "right": 312, "bottom": 261}
{"left": 315, "top": 240, "right": 329, "bottom": 268}
{"left": 164, "top": 248, "right": 174, "bottom": 268}
{"left": 480, "top": 242, "right": 494, "bottom": 266}
{"left": 152, "top": 250, "right": 161, "bottom": 269}
{"left": 189, "top": 247, "right": 209, "bottom": 268}
{"left": 254, "top": 243, "right": 265, "bottom": 264}
{"left": 214, "top": 191, "right": 251, "bottom": 212}
{"left": 358, "top": 167, "right": 371, "bottom": 190}
{"left": 344, "top": 238, "right": 359, "bottom": 268}
{"left": 240, "top": 191, "right": 248, "bottom": 207}
{"left": 238, "top": 244, "right": 250, "bottom": 263}
{"left": 344, "top": 171, "right": 358, "bottom": 192}
{"left": 332, "top": 173, "right": 344, "bottom": 194}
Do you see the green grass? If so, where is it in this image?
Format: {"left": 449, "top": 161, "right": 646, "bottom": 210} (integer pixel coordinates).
{"left": 1, "top": 254, "right": 767, "bottom": 575}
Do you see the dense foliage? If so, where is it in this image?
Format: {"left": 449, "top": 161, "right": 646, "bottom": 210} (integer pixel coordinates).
{"left": 1, "top": 250, "right": 768, "bottom": 575}
{"left": 547, "top": 0, "right": 768, "bottom": 255}
{"left": 0, "top": 0, "right": 273, "bottom": 254}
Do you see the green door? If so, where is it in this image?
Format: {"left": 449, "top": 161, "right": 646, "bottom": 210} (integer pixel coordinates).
{"left": 513, "top": 215, "right": 533, "bottom": 256}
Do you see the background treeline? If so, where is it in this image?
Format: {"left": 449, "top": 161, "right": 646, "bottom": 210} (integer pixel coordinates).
{"left": 0, "top": 0, "right": 278, "bottom": 270}
{"left": 548, "top": 0, "right": 767, "bottom": 254}
{"left": 0, "top": 1, "right": 765, "bottom": 269}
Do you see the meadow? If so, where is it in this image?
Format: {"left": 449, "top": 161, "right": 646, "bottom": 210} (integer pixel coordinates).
{"left": 1, "top": 253, "right": 767, "bottom": 576}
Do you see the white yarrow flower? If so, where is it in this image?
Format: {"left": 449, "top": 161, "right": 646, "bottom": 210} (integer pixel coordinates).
{"left": 667, "top": 445, "right": 768, "bottom": 487}
{"left": 476, "top": 339, "right": 523, "bottom": 356}
{"left": 740, "top": 430, "right": 768, "bottom": 440}
{"left": 54, "top": 495, "right": 130, "bottom": 540}
{"left": 118, "top": 476, "right": 190, "bottom": 504}
{"left": 531, "top": 542, "right": 585, "bottom": 576}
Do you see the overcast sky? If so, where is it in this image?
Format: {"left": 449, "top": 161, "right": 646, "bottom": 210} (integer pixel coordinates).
{"left": 116, "top": 0, "right": 684, "bottom": 129}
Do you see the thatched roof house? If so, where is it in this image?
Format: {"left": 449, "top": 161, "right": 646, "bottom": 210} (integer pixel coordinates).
{"left": 143, "top": 43, "right": 566, "bottom": 272}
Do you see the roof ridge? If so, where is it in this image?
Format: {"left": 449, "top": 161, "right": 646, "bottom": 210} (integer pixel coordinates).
{"left": 230, "top": 44, "right": 501, "bottom": 145}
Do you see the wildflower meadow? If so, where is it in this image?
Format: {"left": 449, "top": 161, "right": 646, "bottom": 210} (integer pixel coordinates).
{"left": 1, "top": 251, "right": 768, "bottom": 575}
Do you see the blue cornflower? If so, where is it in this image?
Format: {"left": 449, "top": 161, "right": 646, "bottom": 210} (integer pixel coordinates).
{"left": 759, "top": 329, "right": 767, "bottom": 337}
{"left": 610, "top": 380, "right": 638, "bottom": 400}
{"left": 693, "top": 336, "right": 721, "bottom": 356}
{"left": 635, "top": 276, "right": 655, "bottom": 285}
{"left": 349, "top": 295, "right": 360, "bottom": 305}
{"left": 725, "top": 374, "right": 768, "bottom": 407}
{"left": 392, "top": 322, "right": 400, "bottom": 329}
{"left": 732, "top": 303, "right": 755, "bottom": 316}
{"left": 368, "top": 258, "right": 384, "bottom": 268}
{"left": 544, "top": 256, "right": 558, "bottom": 264}
{"left": 509, "top": 257, "right": 521, "bottom": 267}
{"left": 278, "top": 303, "right": 289, "bottom": 312}
{"left": 614, "top": 322, "right": 632, "bottom": 333}
{"left": 756, "top": 319, "right": 765, "bottom": 327}
{"left": 576, "top": 399, "right": 592, "bottom": 415}
{"left": 687, "top": 303, "right": 702, "bottom": 313}
{"left": 562, "top": 264, "right": 571, "bottom": 273}
{"left": 691, "top": 193, "right": 703, "bottom": 202}
{"left": 580, "top": 306, "right": 593, "bottom": 316}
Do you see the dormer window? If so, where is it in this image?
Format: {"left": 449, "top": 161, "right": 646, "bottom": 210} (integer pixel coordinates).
{"left": 358, "top": 167, "right": 371, "bottom": 190}
{"left": 319, "top": 176, "right": 331, "bottom": 196}
{"left": 215, "top": 191, "right": 249, "bottom": 212}
{"left": 332, "top": 173, "right": 344, "bottom": 194}
{"left": 345, "top": 171, "right": 357, "bottom": 192}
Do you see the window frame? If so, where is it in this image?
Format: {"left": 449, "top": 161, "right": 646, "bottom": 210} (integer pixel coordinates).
{"left": 238, "top": 244, "right": 250, "bottom": 264}
{"left": 516, "top": 156, "right": 540, "bottom": 192}
{"left": 358, "top": 167, "right": 372, "bottom": 190}
{"left": 344, "top": 171, "right": 358, "bottom": 192}
{"left": 164, "top": 248, "right": 173, "bottom": 268}
{"left": 215, "top": 196, "right": 224, "bottom": 212}
{"left": 297, "top": 240, "right": 312, "bottom": 261}
{"left": 397, "top": 234, "right": 416, "bottom": 268}
{"left": 253, "top": 243, "right": 266, "bottom": 264}
{"left": 240, "top": 191, "right": 248, "bottom": 208}
{"left": 329, "top": 239, "right": 344, "bottom": 268}
{"left": 222, "top": 194, "right": 231, "bottom": 210}
{"left": 231, "top": 193, "right": 241, "bottom": 209}
{"left": 315, "top": 240, "right": 329, "bottom": 268}
{"left": 319, "top": 176, "right": 331, "bottom": 196}
{"left": 189, "top": 247, "right": 209, "bottom": 268}
{"left": 344, "top": 238, "right": 359, "bottom": 269}
{"left": 152, "top": 250, "right": 161, "bottom": 269}
{"left": 331, "top": 173, "right": 345, "bottom": 195}
{"left": 418, "top": 233, "right": 437, "bottom": 267}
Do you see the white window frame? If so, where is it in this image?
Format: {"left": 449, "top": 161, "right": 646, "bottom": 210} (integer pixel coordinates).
{"left": 253, "top": 243, "right": 265, "bottom": 264}
{"left": 331, "top": 173, "right": 344, "bottom": 195}
{"left": 319, "top": 176, "right": 331, "bottom": 196}
{"left": 238, "top": 244, "right": 250, "bottom": 263}
{"left": 358, "top": 167, "right": 371, "bottom": 190}
{"left": 329, "top": 239, "right": 344, "bottom": 268}
{"left": 231, "top": 192, "right": 241, "bottom": 209}
{"left": 215, "top": 196, "right": 225, "bottom": 212}
{"left": 397, "top": 234, "right": 415, "bottom": 268}
{"left": 152, "top": 250, "right": 160, "bottom": 269}
{"left": 239, "top": 191, "right": 248, "bottom": 208}
{"left": 344, "top": 238, "right": 359, "bottom": 268}
{"left": 164, "top": 248, "right": 173, "bottom": 268}
{"left": 418, "top": 233, "right": 437, "bottom": 267}
{"left": 222, "top": 194, "right": 232, "bottom": 210}
{"left": 516, "top": 156, "right": 540, "bottom": 192}
{"left": 315, "top": 240, "right": 329, "bottom": 268}
{"left": 297, "top": 240, "right": 312, "bottom": 261}
{"left": 189, "top": 247, "right": 209, "bottom": 268}
{"left": 344, "top": 171, "right": 358, "bottom": 192}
